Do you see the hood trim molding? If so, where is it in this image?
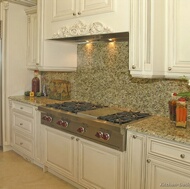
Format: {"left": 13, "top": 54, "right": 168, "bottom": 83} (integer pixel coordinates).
{"left": 52, "top": 20, "right": 112, "bottom": 39}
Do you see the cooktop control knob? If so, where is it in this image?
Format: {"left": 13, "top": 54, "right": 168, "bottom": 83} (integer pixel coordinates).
{"left": 95, "top": 131, "right": 103, "bottom": 138}
{"left": 57, "top": 120, "right": 69, "bottom": 127}
{"left": 102, "top": 133, "right": 110, "bottom": 141}
{"left": 46, "top": 116, "right": 53, "bottom": 122}
{"left": 77, "top": 127, "right": 85, "bottom": 133}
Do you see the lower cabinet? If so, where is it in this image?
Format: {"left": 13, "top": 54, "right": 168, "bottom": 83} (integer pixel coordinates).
{"left": 126, "top": 130, "right": 190, "bottom": 189}
{"left": 43, "top": 126, "right": 125, "bottom": 189}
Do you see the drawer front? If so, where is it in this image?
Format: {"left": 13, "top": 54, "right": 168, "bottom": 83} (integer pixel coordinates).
{"left": 13, "top": 112, "right": 34, "bottom": 136}
{"left": 12, "top": 132, "right": 34, "bottom": 158}
{"left": 12, "top": 101, "right": 34, "bottom": 117}
{"left": 147, "top": 137, "right": 190, "bottom": 164}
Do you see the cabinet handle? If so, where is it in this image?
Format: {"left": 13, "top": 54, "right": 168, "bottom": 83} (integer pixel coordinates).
{"left": 168, "top": 67, "right": 172, "bottom": 71}
{"left": 76, "top": 138, "right": 80, "bottom": 141}
{"left": 71, "top": 136, "right": 75, "bottom": 140}
{"left": 180, "top": 154, "right": 185, "bottom": 159}
{"left": 73, "top": 13, "right": 76, "bottom": 16}
{"left": 147, "top": 159, "right": 151, "bottom": 163}
{"left": 132, "top": 65, "right": 136, "bottom": 69}
{"left": 78, "top": 12, "right": 81, "bottom": 15}
{"left": 132, "top": 135, "right": 137, "bottom": 139}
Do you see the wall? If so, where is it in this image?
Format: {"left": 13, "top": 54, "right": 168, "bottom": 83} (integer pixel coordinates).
{"left": 41, "top": 42, "right": 189, "bottom": 116}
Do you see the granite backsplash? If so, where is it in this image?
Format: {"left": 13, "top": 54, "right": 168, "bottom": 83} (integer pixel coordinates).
{"left": 41, "top": 42, "right": 189, "bottom": 116}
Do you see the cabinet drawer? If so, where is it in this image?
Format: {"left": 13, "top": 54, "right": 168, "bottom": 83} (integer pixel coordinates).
{"left": 12, "top": 132, "right": 34, "bottom": 158}
{"left": 147, "top": 137, "right": 190, "bottom": 164}
{"left": 13, "top": 112, "right": 34, "bottom": 136}
{"left": 12, "top": 101, "right": 34, "bottom": 117}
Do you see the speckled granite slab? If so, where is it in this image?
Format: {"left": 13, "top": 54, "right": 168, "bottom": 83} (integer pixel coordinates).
{"left": 8, "top": 95, "right": 65, "bottom": 106}
{"left": 127, "top": 116, "right": 190, "bottom": 145}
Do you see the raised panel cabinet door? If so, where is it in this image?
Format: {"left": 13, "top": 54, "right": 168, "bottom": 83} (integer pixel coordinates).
{"left": 79, "top": 0, "right": 114, "bottom": 17}
{"left": 126, "top": 131, "right": 146, "bottom": 189}
{"left": 51, "top": 0, "right": 76, "bottom": 21}
{"left": 166, "top": 0, "right": 190, "bottom": 77}
{"left": 146, "top": 157, "right": 190, "bottom": 189}
{"left": 77, "top": 138, "right": 124, "bottom": 189}
{"left": 44, "top": 127, "right": 77, "bottom": 182}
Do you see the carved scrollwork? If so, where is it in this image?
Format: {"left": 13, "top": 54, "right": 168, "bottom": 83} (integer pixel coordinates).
{"left": 52, "top": 20, "right": 112, "bottom": 38}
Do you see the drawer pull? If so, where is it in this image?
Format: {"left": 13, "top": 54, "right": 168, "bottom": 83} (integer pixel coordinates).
{"left": 180, "top": 154, "right": 185, "bottom": 159}
{"left": 147, "top": 159, "right": 151, "bottom": 163}
{"left": 20, "top": 142, "right": 23, "bottom": 145}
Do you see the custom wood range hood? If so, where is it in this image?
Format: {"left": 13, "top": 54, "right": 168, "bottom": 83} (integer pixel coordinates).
{"left": 1, "top": 0, "right": 37, "bottom": 6}
{"left": 49, "top": 32, "right": 129, "bottom": 44}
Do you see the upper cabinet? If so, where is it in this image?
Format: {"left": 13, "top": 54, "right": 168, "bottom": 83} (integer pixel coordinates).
{"left": 165, "top": 0, "right": 190, "bottom": 78}
{"left": 130, "top": 0, "right": 190, "bottom": 79}
{"left": 51, "top": 0, "right": 114, "bottom": 21}
{"left": 43, "top": 0, "right": 130, "bottom": 39}
{"left": 129, "top": 0, "right": 166, "bottom": 78}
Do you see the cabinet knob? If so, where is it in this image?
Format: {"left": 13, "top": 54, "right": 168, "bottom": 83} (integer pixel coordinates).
{"left": 20, "top": 142, "right": 23, "bottom": 145}
{"left": 20, "top": 123, "right": 23, "bottom": 126}
{"left": 147, "top": 159, "right": 151, "bottom": 163}
{"left": 168, "top": 67, "right": 172, "bottom": 71}
{"left": 132, "top": 135, "right": 137, "bottom": 139}
{"left": 76, "top": 138, "right": 80, "bottom": 141}
{"left": 180, "top": 154, "right": 185, "bottom": 159}
{"left": 20, "top": 107, "right": 23, "bottom": 110}
{"left": 36, "top": 63, "right": 39, "bottom": 66}
{"left": 132, "top": 65, "right": 136, "bottom": 69}
{"left": 73, "top": 13, "right": 76, "bottom": 16}
{"left": 78, "top": 12, "right": 81, "bottom": 15}
{"left": 71, "top": 136, "right": 75, "bottom": 140}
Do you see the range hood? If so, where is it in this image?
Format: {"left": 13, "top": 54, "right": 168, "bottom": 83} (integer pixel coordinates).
{"left": 49, "top": 32, "right": 129, "bottom": 44}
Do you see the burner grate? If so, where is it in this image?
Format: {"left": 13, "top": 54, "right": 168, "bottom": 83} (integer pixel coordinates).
{"left": 97, "top": 111, "right": 150, "bottom": 124}
{"left": 46, "top": 101, "right": 105, "bottom": 113}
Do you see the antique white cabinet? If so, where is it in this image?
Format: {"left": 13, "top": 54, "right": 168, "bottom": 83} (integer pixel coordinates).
{"left": 126, "top": 131, "right": 146, "bottom": 189}
{"left": 165, "top": 0, "right": 190, "bottom": 78}
{"left": 50, "top": 0, "right": 114, "bottom": 21}
{"left": 129, "top": 0, "right": 166, "bottom": 78}
{"left": 126, "top": 130, "right": 190, "bottom": 189}
{"left": 146, "top": 137, "right": 190, "bottom": 189}
{"left": 42, "top": 0, "right": 129, "bottom": 39}
{"left": 43, "top": 126, "right": 125, "bottom": 189}
{"left": 25, "top": 6, "right": 39, "bottom": 70}
{"left": 10, "top": 101, "right": 42, "bottom": 166}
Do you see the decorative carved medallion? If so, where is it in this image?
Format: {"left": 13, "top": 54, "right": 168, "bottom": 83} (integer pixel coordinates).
{"left": 52, "top": 20, "right": 112, "bottom": 38}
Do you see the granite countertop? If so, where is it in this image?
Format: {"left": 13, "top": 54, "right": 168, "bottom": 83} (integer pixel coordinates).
{"left": 127, "top": 116, "right": 190, "bottom": 145}
{"left": 9, "top": 95, "right": 190, "bottom": 146}
{"left": 8, "top": 95, "right": 64, "bottom": 106}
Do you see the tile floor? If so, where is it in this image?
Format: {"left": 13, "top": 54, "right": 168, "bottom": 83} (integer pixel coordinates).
{"left": 0, "top": 150, "right": 77, "bottom": 189}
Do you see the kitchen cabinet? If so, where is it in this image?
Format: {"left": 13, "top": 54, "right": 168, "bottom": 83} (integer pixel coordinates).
{"left": 146, "top": 137, "right": 190, "bottom": 189}
{"left": 50, "top": 0, "right": 114, "bottom": 21}
{"left": 126, "top": 130, "right": 190, "bottom": 189}
{"left": 10, "top": 101, "right": 42, "bottom": 166}
{"left": 25, "top": 6, "right": 39, "bottom": 70}
{"left": 126, "top": 131, "right": 146, "bottom": 189}
{"left": 43, "top": 126, "right": 125, "bottom": 189}
{"left": 42, "top": 0, "right": 129, "bottom": 39}
{"left": 165, "top": 0, "right": 190, "bottom": 78}
{"left": 129, "top": 0, "right": 166, "bottom": 78}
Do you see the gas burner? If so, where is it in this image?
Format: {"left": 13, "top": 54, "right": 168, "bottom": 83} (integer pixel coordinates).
{"left": 46, "top": 101, "right": 105, "bottom": 113}
{"left": 97, "top": 111, "right": 150, "bottom": 124}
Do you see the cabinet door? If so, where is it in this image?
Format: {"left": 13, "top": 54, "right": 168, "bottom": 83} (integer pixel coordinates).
{"left": 44, "top": 127, "right": 77, "bottom": 181}
{"left": 77, "top": 138, "right": 124, "bottom": 189}
{"left": 126, "top": 131, "right": 146, "bottom": 189}
{"left": 129, "top": 0, "right": 165, "bottom": 78}
{"left": 51, "top": 0, "right": 76, "bottom": 21}
{"left": 146, "top": 157, "right": 190, "bottom": 189}
{"left": 166, "top": 0, "right": 190, "bottom": 78}
{"left": 25, "top": 7, "right": 39, "bottom": 69}
{"left": 79, "top": 0, "right": 114, "bottom": 17}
